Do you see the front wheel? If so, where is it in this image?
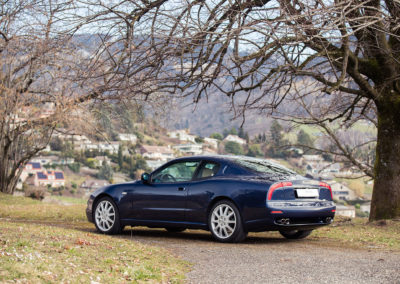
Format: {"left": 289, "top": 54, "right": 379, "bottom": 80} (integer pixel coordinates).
{"left": 94, "top": 197, "right": 122, "bottom": 234}
{"left": 208, "top": 200, "right": 247, "bottom": 243}
{"left": 279, "top": 229, "right": 313, "bottom": 239}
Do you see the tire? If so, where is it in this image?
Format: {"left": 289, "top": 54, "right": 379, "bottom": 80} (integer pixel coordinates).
{"left": 279, "top": 229, "right": 313, "bottom": 239}
{"left": 208, "top": 200, "right": 247, "bottom": 243}
{"left": 165, "top": 227, "right": 186, "bottom": 233}
{"left": 93, "top": 196, "right": 122, "bottom": 235}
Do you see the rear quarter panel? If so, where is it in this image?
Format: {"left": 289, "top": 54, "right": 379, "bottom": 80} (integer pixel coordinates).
{"left": 186, "top": 177, "right": 270, "bottom": 226}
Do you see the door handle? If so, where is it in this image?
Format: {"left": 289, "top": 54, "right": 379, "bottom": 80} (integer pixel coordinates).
{"left": 178, "top": 187, "right": 186, "bottom": 191}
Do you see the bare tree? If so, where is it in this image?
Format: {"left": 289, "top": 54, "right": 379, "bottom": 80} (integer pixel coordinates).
{"left": 0, "top": 0, "right": 168, "bottom": 194}
{"left": 80, "top": 0, "right": 400, "bottom": 220}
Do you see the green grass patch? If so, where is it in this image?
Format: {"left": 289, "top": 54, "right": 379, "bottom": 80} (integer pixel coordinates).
{"left": 0, "top": 222, "right": 188, "bottom": 283}
{"left": 309, "top": 217, "right": 400, "bottom": 251}
{"left": 0, "top": 193, "right": 86, "bottom": 222}
{"left": 50, "top": 196, "right": 87, "bottom": 205}
{"left": 0, "top": 193, "right": 188, "bottom": 282}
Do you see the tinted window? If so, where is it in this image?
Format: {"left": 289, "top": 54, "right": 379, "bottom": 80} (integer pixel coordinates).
{"left": 196, "top": 162, "right": 220, "bottom": 179}
{"left": 230, "top": 157, "right": 296, "bottom": 175}
{"left": 152, "top": 161, "right": 200, "bottom": 183}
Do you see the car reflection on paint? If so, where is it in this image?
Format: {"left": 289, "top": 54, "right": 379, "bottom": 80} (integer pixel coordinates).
{"left": 86, "top": 155, "right": 335, "bottom": 242}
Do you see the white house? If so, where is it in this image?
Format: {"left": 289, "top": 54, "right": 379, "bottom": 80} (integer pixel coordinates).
{"left": 223, "top": 135, "right": 247, "bottom": 145}
{"left": 34, "top": 171, "right": 65, "bottom": 188}
{"left": 168, "top": 129, "right": 197, "bottom": 143}
{"left": 330, "top": 181, "right": 357, "bottom": 201}
{"left": 138, "top": 145, "right": 175, "bottom": 161}
{"left": 118, "top": 133, "right": 137, "bottom": 143}
{"left": 77, "top": 141, "right": 120, "bottom": 154}
{"left": 146, "top": 160, "right": 165, "bottom": 170}
{"left": 204, "top": 137, "right": 219, "bottom": 149}
{"left": 335, "top": 205, "right": 356, "bottom": 218}
{"left": 173, "top": 143, "right": 203, "bottom": 155}
{"left": 94, "top": 156, "right": 111, "bottom": 167}
{"left": 18, "top": 162, "right": 43, "bottom": 188}
{"left": 81, "top": 179, "right": 110, "bottom": 192}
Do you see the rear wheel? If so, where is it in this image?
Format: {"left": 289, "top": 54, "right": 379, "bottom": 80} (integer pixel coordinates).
{"left": 94, "top": 197, "right": 122, "bottom": 234}
{"left": 165, "top": 227, "right": 186, "bottom": 233}
{"left": 279, "top": 229, "right": 313, "bottom": 239}
{"left": 208, "top": 200, "right": 247, "bottom": 243}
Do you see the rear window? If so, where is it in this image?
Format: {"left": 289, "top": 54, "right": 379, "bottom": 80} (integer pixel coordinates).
{"left": 230, "top": 157, "right": 296, "bottom": 176}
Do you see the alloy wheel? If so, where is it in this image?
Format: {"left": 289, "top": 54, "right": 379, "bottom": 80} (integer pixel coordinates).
{"left": 95, "top": 200, "right": 116, "bottom": 232}
{"left": 210, "top": 204, "right": 237, "bottom": 239}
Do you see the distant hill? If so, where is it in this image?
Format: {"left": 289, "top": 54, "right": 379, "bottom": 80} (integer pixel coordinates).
{"left": 157, "top": 93, "right": 275, "bottom": 137}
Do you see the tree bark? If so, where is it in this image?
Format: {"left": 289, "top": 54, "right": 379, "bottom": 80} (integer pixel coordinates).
{"left": 370, "top": 97, "right": 400, "bottom": 220}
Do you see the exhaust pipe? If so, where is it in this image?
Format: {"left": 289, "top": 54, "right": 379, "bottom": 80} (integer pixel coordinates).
{"left": 277, "top": 218, "right": 291, "bottom": 225}
{"left": 325, "top": 217, "right": 332, "bottom": 223}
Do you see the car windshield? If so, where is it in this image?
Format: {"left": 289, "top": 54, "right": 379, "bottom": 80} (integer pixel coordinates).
{"left": 229, "top": 156, "right": 296, "bottom": 176}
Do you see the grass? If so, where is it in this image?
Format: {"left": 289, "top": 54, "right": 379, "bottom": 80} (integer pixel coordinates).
{"left": 1, "top": 193, "right": 400, "bottom": 282}
{"left": 309, "top": 217, "right": 400, "bottom": 251}
{"left": 50, "top": 195, "right": 87, "bottom": 205}
{"left": 0, "top": 193, "right": 188, "bottom": 283}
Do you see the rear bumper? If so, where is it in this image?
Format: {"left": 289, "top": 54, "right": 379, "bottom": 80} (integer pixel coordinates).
{"left": 245, "top": 202, "right": 336, "bottom": 232}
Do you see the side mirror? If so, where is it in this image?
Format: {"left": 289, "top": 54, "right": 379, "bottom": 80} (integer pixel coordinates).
{"left": 141, "top": 172, "right": 150, "bottom": 183}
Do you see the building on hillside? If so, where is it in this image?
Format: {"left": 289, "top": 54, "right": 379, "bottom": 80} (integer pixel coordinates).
{"left": 330, "top": 181, "right": 357, "bottom": 201}
{"left": 81, "top": 179, "right": 110, "bottom": 192}
{"left": 360, "top": 203, "right": 371, "bottom": 214}
{"left": 146, "top": 160, "right": 165, "bottom": 170}
{"left": 223, "top": 135, "right": 247, "bottom": 145}
{"left": 202, "top": 148, "right": 218, "bottom": 155}
{"left": 18, "top": 162, "right": 43, "bottom": 188}
{"left": 173, "top": 143, "right": 203, "bottom": 156}
{"left": 31, "top": 156, "right": 75, "bottom": 165}
{"left": 93, "top": 156, "right": 111, "bottom": 167}
{"left": 34, "top": 171, "right": 65, "bottom": 187}
{"left": 98, "top": 142, "right": 120, "bottom": 154}
{"left": 24, "top": 162, "right": 42, "bottom": 172}
{"left": 138, "top": 145, "right": 175, "bottom": 161}
{"left": 204, "top": 137, "right": 219, "bottom": 149}
{"left": 302, "top": 154, "right": 324, "bottom": 163}
{"left": 76, "top": 141, "right": 120, "bottom": 154}
{"left": 168, "top": 129, "right": 196, "bottom": 143}
{"left": 118, "top": 133, "right": 137, "bottom": 143}
{"left": 335, "top": 205, "right": 356, "bottom": 218}
{"left": 39, "top": 102, "right": 56, "bottom": 118}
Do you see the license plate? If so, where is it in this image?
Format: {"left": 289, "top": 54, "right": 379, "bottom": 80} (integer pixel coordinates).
{"left": 296, "top": 188, "right": 319, "bottom": 198}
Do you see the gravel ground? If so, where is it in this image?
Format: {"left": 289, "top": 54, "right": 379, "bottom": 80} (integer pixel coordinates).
{"left": 121, "top": 228, "right": 400, "bottom": 284}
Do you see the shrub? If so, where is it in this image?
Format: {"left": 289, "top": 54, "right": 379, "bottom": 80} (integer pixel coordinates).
{"left": 25, "top": 187, "right": 47, "bottom": 201}
{"left": 225, "top": 141, "right": 244, "bottom": 155}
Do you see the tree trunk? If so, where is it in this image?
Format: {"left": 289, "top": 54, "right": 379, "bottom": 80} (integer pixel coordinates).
{"left": 370, "top": 99, "right": 400, "bottom": 220}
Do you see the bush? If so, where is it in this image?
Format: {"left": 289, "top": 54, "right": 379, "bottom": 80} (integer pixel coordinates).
{"left": 25, "top": 187, "right": 47, "bottom": 201}
{"left": 97, "top": 163, "right": 113, "bottom": 181}
{"left": 210, "top": 133, "right": 223, "bottom": 140}
{"left": 68, "top": 163, "right": 81, "bottom": 173}
{"left": 224, "top": 141, "right": 244, "bottom": 155}
{"left": 247, "top": 144, "right": 263, "bottom": 157}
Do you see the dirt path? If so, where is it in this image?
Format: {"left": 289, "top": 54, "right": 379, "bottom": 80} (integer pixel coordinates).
{"left": 120, "top": 228, "right": 400, "bottom": 284}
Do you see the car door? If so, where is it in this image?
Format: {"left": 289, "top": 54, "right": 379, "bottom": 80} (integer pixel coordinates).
{"left": 130, "top": 160, "right": 201, "bottom": 222}
{"left": 186, "top": 161, "right": 221, "bottom": 224}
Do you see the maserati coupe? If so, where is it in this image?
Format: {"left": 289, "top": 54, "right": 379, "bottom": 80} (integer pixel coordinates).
{"left": 86, "top": 155, "right": 336, "bottom": 242}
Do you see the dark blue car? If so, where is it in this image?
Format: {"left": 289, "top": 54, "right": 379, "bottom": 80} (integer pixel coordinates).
{"left": 86, "top": 155, "right": 335, "bottom": 242}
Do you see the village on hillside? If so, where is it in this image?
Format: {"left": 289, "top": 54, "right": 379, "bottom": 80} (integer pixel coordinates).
{"left": 16, "top": 119, "right": 372, "bottom": 219}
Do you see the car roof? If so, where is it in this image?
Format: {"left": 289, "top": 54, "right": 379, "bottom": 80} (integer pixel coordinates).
{"left": 169, "top": 155, "right": 235, "bottom": 163}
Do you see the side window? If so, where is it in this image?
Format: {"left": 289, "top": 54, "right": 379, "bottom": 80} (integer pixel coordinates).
{"left": 152, "top": 161, "right": 200, "bottom": 183}
{"left": 196, "top": 162, "right": 220, "bottom": 179}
